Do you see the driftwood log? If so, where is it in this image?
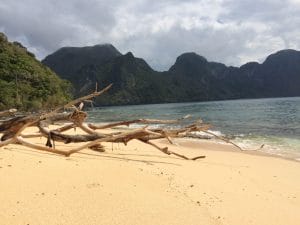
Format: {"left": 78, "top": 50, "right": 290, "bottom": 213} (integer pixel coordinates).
{"left": 0, "top": 84, "right": 208, "bottom": 159}
{"left": 0, "top": 108, "right": 17, "bottom": 118}
{"left": 0, "top": 84, "right": 262, "bottom": 159}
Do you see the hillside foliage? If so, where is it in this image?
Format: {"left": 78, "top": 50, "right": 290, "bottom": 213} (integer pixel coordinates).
{"left": 0, "top": 33, "right": 71, "bottom": 110}
{"left": 43, "top": 44, "right": 300, "bottom": 106}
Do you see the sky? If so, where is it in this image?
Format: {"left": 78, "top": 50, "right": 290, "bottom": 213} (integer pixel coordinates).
{"left": 1, "top": 0, "right": 300, "bottom": 71}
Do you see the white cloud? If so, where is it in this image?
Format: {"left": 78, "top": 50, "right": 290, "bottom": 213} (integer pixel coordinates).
{"left": 0, "top": 0, "right": 299, "bottom": 70}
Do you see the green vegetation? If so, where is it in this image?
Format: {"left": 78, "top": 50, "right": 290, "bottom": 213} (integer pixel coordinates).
{"left": 43, "top": 44, "right": 300, "bottom": 106}
{"left": 0, "top": 33, "right": 71, "bottom": 111}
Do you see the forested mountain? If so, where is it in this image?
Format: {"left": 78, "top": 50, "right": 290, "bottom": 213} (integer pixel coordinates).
{"left": 43, "top": 44, "right": 300, "bottom": 106}
{"left": 0, "top": 33, "right": 71, "bottom": 110}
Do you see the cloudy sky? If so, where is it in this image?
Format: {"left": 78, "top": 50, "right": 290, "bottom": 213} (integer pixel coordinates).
{"left": 1, "top": 0, "right": 300, "bottom": 70}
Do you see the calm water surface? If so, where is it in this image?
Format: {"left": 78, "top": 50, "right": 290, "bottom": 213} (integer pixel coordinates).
{"left": 87, "top": 97, "right": 300, "bottom": 160}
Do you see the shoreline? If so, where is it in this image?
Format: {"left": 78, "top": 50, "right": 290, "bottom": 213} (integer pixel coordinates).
{"left": 113, "top": 125, "right": 300, "bottom": 163}
{"left": 167, "top": 138, "right": 300, "bottom": 163}
{"left": 89, "top": 122, "right": 300, "bottom": 162}
{"left": 1, "top": 126, "right": 300, "bottom": 225}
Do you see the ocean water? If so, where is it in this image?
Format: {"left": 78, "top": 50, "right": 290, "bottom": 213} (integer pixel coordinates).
{"left": 87, "top": 97, "right": 300, "bottom": 160}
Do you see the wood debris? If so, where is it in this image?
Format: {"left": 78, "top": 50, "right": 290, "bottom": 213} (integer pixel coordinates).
{"left": 0, "top": 84, "right": 260, "bottom": 159}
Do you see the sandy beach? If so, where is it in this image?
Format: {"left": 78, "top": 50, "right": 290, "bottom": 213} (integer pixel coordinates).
{"left": 0, "top": 126, "right": 300, "bottom": 225}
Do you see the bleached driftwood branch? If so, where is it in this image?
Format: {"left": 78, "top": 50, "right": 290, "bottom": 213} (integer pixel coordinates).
{"left": 0, "top": 108, "right": 17, "bottom": 118}
{"left": 88, "top": 115, "right": 191, "bottom": 130}
{"left": 0, "top": 84, "right": 257, "bottom": 159}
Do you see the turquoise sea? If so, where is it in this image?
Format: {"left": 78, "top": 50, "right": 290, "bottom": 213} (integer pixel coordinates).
{"left": 87, "top": 97, "right": 300, "bottom": 161}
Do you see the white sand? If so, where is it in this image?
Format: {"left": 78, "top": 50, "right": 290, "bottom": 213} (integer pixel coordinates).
{"left": 0, "top": 127, "right": 299, "bottom": 225}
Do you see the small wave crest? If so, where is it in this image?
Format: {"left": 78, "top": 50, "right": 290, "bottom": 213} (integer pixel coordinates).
{"left": 233, "top": 135, "right": 300, "bottom": 160}
{"left": 87, "top": 119, "right": 300, "bottom": 160}
{"left": 187, "top": 130, "right": 225, "bottom": 139}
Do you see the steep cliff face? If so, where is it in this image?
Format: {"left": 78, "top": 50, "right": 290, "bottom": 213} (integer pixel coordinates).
{"left": 42, "top": 44, "right": 300, "bottom": 106}
{"left": 0, "top": 33, "right": 71, "bottom": 110}
{"left": 256, "top": 49, "right": 300, "bottom": 97}
{"left": 43, "top": 44, "right": 121, "bottom": 78}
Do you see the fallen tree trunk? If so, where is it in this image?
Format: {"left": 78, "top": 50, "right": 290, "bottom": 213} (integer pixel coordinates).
{"left": 88, "top": 115, "right": 191, "bottom": 130}
{"left": 0, "top": 84, "right": 256, "bottom": 159}
{"left": 0, "top": 109, "right": 17, "bottom": 118}
{"left": 0, "top": 115, "right": 39, "bottom": 141}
